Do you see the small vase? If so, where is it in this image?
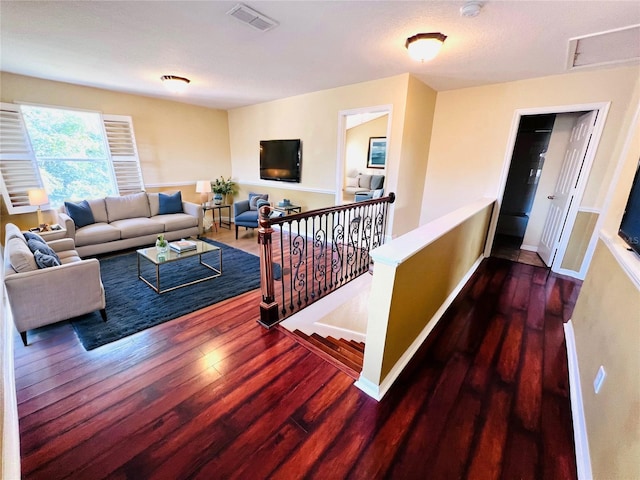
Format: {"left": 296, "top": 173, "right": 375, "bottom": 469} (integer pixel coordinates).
{"left": 156, "top": 240, "right": 169, "bottom": 255}
{"left": 213, "top": 193, "right": 223, "bottom": 205}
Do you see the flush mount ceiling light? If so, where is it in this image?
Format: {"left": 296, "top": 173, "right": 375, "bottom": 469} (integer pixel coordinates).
{"left": 405, "top": 33, "right": 447, "bottom": 62}
{"left": 460, "top": 1, "right": 483, "bottom": 18}
{"left": 160, "top": 75, "right": 191, "bottom": 94}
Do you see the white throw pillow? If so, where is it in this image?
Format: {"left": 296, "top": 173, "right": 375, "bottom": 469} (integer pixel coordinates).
{"left": 346, "top": 176, "right": 359, "bottom": 187}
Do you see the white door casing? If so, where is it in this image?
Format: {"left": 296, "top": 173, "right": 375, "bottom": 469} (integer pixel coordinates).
{"left": 538, "top": 111, "right": 597, "bottom": 267}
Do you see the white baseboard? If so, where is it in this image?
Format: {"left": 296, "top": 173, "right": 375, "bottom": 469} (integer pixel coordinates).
{"left": 520, "top": 244, "right": 538, "bottom": 252}
{"left": 564, "top": 320, "right": 593, "bottom": 480}
{"left": 357, "top": 254, "right": 485, "bottom": 402}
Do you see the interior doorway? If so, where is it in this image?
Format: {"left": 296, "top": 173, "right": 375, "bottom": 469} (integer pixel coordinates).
{"left": 335, "top": 105, "right": 392, "bottom": 205}
{"left": 487, "top": 102, "right": 610, "bottom": 279}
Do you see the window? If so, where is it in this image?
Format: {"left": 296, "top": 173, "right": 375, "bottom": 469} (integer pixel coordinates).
{"left": 0, "top": 102, "right": 144, "bottom": 214}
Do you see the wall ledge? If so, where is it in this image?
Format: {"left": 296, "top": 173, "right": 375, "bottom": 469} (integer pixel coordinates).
{"left": 371, "top": 197, "right": 495, "bottom": 266}
{"left": 600, "top": 231, "right": 640, "bottom": 288}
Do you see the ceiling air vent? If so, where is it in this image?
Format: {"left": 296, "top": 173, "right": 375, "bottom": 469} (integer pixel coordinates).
{"left": 567, "top": 24, "right": 640, "bottom": 70}
{"left": 226, "top": 3, "right": 279, "bottom": 32}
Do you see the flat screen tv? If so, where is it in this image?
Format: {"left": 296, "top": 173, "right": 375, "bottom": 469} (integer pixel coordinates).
{"left": 618, "top": 159, "right": 640, "bottom": 256}
{"left": 260, "top": 139, "right": 301, "bottom": 183}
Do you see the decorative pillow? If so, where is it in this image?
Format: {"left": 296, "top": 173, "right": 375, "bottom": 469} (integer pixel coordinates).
{"left": 8, "top": 238, "right": 38, "bottom": 272}
{"left": 27, "top": 239, "right": 61, "bottom": 263}
{"left": 34, "top": 250, "right": 61, "bottom": 269}
{"left": 158, "top": 191, "right": 183, "bottom": 215}
{"left": 346, "top": 176, "right": 359, "bottom": 187}
{"left": 372, "top": 189, "right": 384, "bottom": 199}
{"left": 370, "top": 175, "right": 385, "bottom": 190}
{"left": 65, "top": 200, "right": 95, "bottom": 228}
{"left": 23, "top": 231, "right": 46, "bottom": 243}
{"left": 249, "top": 193, "right": 269, "bottom": 211}
{"left": 358, "top": 174, "right": 373, "bottom": 189}
{"left": 105, "top": 192, "right": 150, "bottom": 222}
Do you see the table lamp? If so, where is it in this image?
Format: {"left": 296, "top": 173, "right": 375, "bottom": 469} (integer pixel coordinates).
{"left": 28, "top": 188, "right": 49, "bottom": 228}
{"left": 195, "top": 180, "right": 211, "bottom": 206}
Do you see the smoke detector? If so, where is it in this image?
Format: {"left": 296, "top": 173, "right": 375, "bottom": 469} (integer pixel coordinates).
{"left": 460, "top": 1, "right": 483, "bottom": 18}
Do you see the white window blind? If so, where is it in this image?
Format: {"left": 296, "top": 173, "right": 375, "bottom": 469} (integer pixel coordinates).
{"left": 0, "top": 103, "right": 45, "bottom": 214}
{"left": 103, "top": 114, "right": 145, "bottom": 195}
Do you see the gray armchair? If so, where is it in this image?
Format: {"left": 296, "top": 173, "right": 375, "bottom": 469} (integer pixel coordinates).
{"left": 3, "top": 223, "right": 106, "bottom": 345}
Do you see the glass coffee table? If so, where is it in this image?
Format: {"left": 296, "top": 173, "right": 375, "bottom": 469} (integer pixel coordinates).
{"left": 136, "top": 239, "right": 222, "bottom": 294}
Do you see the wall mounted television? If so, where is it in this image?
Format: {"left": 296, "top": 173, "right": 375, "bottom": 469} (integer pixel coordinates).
{"left": 618, "top": 159, "right": 640, "bottom": 256}
{"left": 259, "top": 139, "right": 301, "bottom": 183}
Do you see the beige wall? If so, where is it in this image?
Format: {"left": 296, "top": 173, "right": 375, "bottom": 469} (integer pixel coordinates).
{"left": 227, "top": 74, "right": 436, "bottom": 235}
{"left": 345, "top": 115, "right": 388, "bottom": 177}
{"left": 571, "top": 76, "right": 640, "bottom": 479}
{"left": 0, "top": 72, "right": 231, "bottom": 232}
{"left": 522, "top": 113, "right": 579, "bottom": 249}
{"left": 421, "top": 65, "right": 640, "bottom": 225}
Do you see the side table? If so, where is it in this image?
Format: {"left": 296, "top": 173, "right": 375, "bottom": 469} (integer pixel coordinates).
{"left": 25, "top": 226, "right": 67, "bottom": 241}
{"left": 274, "top": 204, "right": 302, "bottom": 214}
{"left": 202, "top": 203, "right": 232, "bottom": 232}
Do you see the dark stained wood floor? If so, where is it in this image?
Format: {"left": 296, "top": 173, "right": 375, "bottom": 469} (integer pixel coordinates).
{"left": 12, "top": 226, "right": 581, "bottom": 479}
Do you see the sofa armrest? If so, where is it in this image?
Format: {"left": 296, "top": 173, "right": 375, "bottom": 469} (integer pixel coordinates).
{"left": 47, "top": 238, "right": 76, "bottom": 253}
{"left": 56, "top": 212, "right": 76, "bottom": 238}
{"left": 4, "top": 259, "right": 105, "bottom": 331}
{"left": 234, "top": 200, "right": 250, "bottom": 217}
{"left": 182, "top": 201, "right": 203, "bottom": 233}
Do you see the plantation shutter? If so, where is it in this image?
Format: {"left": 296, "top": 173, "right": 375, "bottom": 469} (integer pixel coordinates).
{"left": 0, "top": 103, "right": 44, "bottom": 214}
{"left": 103, "top": 114, "right": 145, "bottom": 195}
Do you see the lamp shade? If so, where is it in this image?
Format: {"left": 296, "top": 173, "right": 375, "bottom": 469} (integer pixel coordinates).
{"left": 195, "top": 180, "right": 211, "bottom": 193}
{"left": 405, "top": 33, "right": 447, "bottom": 62}
{"left": 28, "top": 188, "right": 49, "bottom": 207}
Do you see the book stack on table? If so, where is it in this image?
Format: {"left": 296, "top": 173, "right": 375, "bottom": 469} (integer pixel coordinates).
{"left": 170, "top": 240, "right": 197, "bottom": 252}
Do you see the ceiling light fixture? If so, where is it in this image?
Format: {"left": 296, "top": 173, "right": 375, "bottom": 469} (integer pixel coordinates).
{"left": 405, "top": 33, "right": 447, "bottom": 62}
{"left": 161, "top": 75, "right": 191, "bottom": 94}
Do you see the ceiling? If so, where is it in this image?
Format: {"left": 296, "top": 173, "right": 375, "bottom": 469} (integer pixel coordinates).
{"left": 1, "top": 1, "right": 639, "bottom": 110}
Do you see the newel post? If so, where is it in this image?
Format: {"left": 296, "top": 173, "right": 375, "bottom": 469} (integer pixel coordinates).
{"left": 257, "top": 205, "right": 279, "bottom": 328}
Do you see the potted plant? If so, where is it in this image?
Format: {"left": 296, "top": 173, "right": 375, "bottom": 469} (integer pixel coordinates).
{"left": 155, "top": 234, "right": 169, "bottom": 255}
{"left": 211, "top": 176, "right": 236, "bottom": 205}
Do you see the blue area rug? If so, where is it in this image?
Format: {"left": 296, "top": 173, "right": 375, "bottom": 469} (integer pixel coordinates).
{"left": 71, "top": 239, "right": 279, "bottom": 350}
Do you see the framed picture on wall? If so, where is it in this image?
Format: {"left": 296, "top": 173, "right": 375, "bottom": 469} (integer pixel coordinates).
{"left": 367, "top": 137, "right": 387, "bottom": 169}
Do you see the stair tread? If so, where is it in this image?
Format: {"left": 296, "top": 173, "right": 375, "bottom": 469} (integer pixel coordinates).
{"left": 311, "top": 334, "right": 363, "bottom": 366}
{"left": 290, "top": 329, "right": 364, "bottom": 375}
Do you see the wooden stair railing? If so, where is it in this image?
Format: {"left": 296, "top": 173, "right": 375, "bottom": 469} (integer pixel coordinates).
{"left": 257, "top": 193, "right": 395, "bottom": 328}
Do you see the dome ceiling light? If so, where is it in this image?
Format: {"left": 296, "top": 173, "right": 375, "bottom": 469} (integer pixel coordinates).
{"left": 405, "top": 33, "right": 447, "bottom": 62}
{"left": 460, "top": 1, "right": 483, "bottom": 18}
{"left": 161, "top": 75, "right": 191, "bottom": 93}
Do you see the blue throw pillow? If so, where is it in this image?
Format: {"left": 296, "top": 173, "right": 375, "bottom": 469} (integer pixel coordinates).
{"left": 158, "top": 191, "right": 183, "bottom": 214}
{"left": 27, "top": 239, "right": 61, "bottom": 263}
{"left": 34, "top": 250, "right": 61, "bottom": 269}
{"left": 65, "top": 200, "right": 95, "bottom": 228}
{"left": 23, "top": 231, "right": 46, "bottom": 243}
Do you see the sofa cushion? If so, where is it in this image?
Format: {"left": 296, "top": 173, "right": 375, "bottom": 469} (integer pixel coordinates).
{"left": 110, "top": 218, "right": 164, "bottom": 239}
{"left": 249, "top": 193, "right": 268, "bottom": 211}
{"left": 147, "top": 193, "right": 160, "bottom": 216}
{"left": 27, "top": 239, "right": 61, "bottom": 263}
{"left": 65, "top": 200, "right": 96, "bottom": 228}
{"left": 150, "top": 214, "right": 198, "bottom": 232}
{"left": 105, "top": 192, "right": 150, "bottom": 222}
{"left": 358, "top": 174, "right": 372, "bottom": 189}
{"left": 34, "top": 250, "right": 61, "bottom": 269}
{"left": 236, "top": 210, "right": 259, "bottom": 225}
{"left": 370, "top": 175, "right": 385, "bottom": 190}
{"left": 8, "top": 238, "right": 38, "bottom": 273}
{"left": 74, "top": 223, "right": 121, "bottom": 247}
{"left": 87, "top": 198, "right": 109, "bottom": 224}
{"left": 57, "top": 250, "right": 81, "bottom": 264}
{"left": 158, "top": 191, "right": 183, "bottom": 215}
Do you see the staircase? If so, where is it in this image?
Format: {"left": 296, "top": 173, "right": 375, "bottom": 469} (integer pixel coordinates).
{"left": 291, "top": 329, "right": 365, "bottom": 379}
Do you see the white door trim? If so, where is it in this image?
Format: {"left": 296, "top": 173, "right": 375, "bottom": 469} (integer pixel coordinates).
{"left": 484, "top": 102, "right": 611, "bottom": 279}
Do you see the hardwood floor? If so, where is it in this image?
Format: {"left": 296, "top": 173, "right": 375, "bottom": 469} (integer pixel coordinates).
{"left": 12, "top": 225, "right": 581, "bottom": 479}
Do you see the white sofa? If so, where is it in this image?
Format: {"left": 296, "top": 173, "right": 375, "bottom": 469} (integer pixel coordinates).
{"left": 57, "top": 192, "right": 202, "bottom": 257}
{"left": 343, "top": 173, "right": 385, "bottom": 196}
